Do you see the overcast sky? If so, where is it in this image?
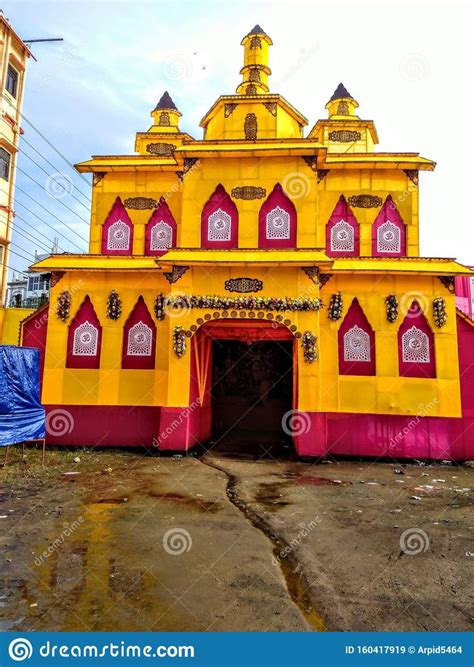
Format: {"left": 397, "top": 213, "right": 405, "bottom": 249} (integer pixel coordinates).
{"left": 4, "top": 0, "right": 473, "bottom": 276}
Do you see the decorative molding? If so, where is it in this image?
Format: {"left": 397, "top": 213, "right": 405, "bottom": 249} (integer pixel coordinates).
{"left": 249, "top": 68, "right": 261, "bottom": 83}
{"left": 224, "top": 278, "right": 263, "bottom": 293}
{"left": 244, "top": 113, "right": 258, "bottom": 140}
{"left": 246, "top": 84, "right": 257, "bottom": 95}
{"left": 56, "top": 290, "right": 71, "bottom": 322}
{"left": 183, "top": 157, "right": 199, "bottom": 173}
{"left": 263, "top": 102, "right": 277, "bottom": 116}
{"left": 250, "top": 35, "right": 262, "bottom": 49}
{"left": 317, "top": 169, "right": 330, "bottom": 183}
{"left": 231, "top": 186, "right": 266, "bottom": 200}
{"left": 336, "top": 101, "right": 349, "bottom": 115}
{"left": 224, "top": 103, "right": 237, "bottom": 118}
{"left": 328, "top": 130, "right": 361, "bottom": 142}
{"left": 437, "top": 276, "right": 455, "bottom": 294}
{"left": 146, "top": 142, "right": 176, "bottom": 156}
{"left": 51, "top": 271, "right": 65, "bottom": 287}
{"left": 165, "top": 294, "right": 322, "bottom": 312}
{"left": 385, "top": 294, "right": 399, "bottom": 323}
{"left": 302, "top": 331, "right": 317, "bottom": 363}
{"left": 301, "top": 267, "right": 332, "bottom": 287}
{"left": 163, "top": 265, "right": 189, "bottom": 285}
{"left": 404, "top": 169, "right": 419, "bottom": 186}
{"left": 124, "top": 196, "right": 158, "bottom": 210}
{"left": 433, "top": 297, "right": 447, "bottom": 327}
{"left": 158, "top": 112, "right": 170, "bottom": 126}
{"left": 347, "top": 194, "right": 383, "bottom": 208}
{"left": 93, "top": 172, "right": 105, "bottom": 187}
{"left": 302, "top": 156, "right": 318, "bottom": 171}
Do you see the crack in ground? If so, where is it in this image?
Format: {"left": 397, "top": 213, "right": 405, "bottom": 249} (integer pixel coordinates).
{"left": 201, "top": 455, "right": 326, "bottom": 631}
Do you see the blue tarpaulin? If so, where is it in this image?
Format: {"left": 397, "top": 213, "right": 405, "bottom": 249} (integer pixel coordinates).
{"left": 0, "top": 345, "right": 45, "bottom": 447}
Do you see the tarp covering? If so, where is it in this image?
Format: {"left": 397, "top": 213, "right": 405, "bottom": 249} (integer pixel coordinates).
{"left": 0, "top": 345, "right": 45, "bottom": 446}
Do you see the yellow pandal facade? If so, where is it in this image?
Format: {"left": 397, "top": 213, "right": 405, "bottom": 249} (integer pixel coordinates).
{"left": 30, "top": 25, "right": 473, "bottom": 460}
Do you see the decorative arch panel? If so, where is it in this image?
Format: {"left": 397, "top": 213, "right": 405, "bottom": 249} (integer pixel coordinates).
{"left": 259, "top": 183, "right": 297, "bottom": 248}
{"left": 201, "top": 184, "right": 238, "bottom": 249}
{"left": 326, "top": 195, "right": 360, "bottom": 257}
{"left": 372, "top": 194, "right": 406, "bottom": 257}
{"left": 101, "top": 196, "right": 134, "bottom": 255}
{"left": 338, "top": 298, "right": 375, "bottom": 375}
{"left": 398, "top": 300, "right": 435, "bottom": 378}
{"left": 122, "top": 296, "right": 157, "bottom": 369}
{"left": 145, "top": 197, "right": 177, "bottom": 256}
{"left": 66, "top": 296, "right": 102, "bottom": 369}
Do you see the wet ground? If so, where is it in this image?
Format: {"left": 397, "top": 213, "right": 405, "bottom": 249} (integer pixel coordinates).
{"left": 0, "top": 444, "right": 472, "bottom": 631}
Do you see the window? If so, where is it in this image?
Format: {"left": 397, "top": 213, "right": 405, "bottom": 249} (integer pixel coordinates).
{"left": 0, "top": 148, "right": 11, "bottom": 181}
{"left": 122, "top": 297, "right": 156, "bottom": 369}
{"left": 66, "top": 296, "right": 102, "bottom": 369}
{"left": 6, "top": 65, "right": 18, "bottom": 98}
{"left": 397, "top": 300, "right": 435, "bottom": 378}
{"left": 372, "top": 195, "right": 406, "bottom": 257}
{"left": 258, "top": 183, "right": 297, "bottom": 248}
{"left": 326, "top": 195, "right": 360, "bottom": 257}
{"left": 338, "top": 298, "right": 376, "bottom": 375}
{"left": 101, "top": 197, "right": 134, "bottom": 255}
{"left": 201, "top": 184, "right": 238, "bottom": 249}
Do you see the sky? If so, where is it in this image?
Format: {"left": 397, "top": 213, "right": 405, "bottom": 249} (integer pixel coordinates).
{"left": 3, "top": 0, "right": 474, "bottom": 278}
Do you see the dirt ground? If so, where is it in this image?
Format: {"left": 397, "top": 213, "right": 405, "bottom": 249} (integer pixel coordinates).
{"left": 0, "top": 444, "right": 472, "bottom": 632}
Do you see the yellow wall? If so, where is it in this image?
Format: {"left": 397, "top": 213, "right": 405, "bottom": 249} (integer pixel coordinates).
{"left": 89, "top": 162, "right": 419, "bottom": 254}
{"left": 0, "top": 306, "right": 33, "bottom": 344}
{"left": 41, "top": 268, "right": 461, "bottom": 419}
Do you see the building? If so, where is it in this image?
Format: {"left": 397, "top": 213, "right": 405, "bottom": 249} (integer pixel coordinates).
{"left": 28, "top": 26, "right": 473, "bottom": 459}
{"left": 0, "top": 11, "right": 32, "bottom": 304}
{"left": 5, "top": 245, "right": 55, "bottom": 308}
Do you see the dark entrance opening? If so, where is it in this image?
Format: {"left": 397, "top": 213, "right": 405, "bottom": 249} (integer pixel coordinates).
{"left": 211, "top": 339, "right": 294, "bottom": 456}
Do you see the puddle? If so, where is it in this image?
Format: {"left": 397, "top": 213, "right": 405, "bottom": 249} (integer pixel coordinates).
{"left": 147, "top": 491, "right": 221, "bottom": 513}
{"left": 282, "top": 471, "right": 344, "bottom": 486}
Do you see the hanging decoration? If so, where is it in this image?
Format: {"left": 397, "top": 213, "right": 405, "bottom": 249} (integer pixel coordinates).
{"left": 302, "top": 331, "right": 317, "bottom": 363}
{"left": 173, "top": 326, "right": 186, "bottom": 357}
{"left": 154, "top": 293, "right": 166, "bottom": 320}
{"left": 385, "top": 294, "right": 399, "bottom": 323}
{"left": 328, "top": 292, "right": 343, "bottom": 320}
{"left": 433, "top": 297, "right": 447, "bottom": 328}
{"left": 56, "top": 290, "right": 71, "bottom": 322}
{"left": 164, "top": 294, "right": 323, "bottom": 312}
{"left": 106, "top": 290, "right": 122, "bottom": 320}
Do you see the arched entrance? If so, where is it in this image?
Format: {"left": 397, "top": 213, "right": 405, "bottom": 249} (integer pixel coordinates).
{"left": 191, "top": 319, "right": 297, "bottom": 455}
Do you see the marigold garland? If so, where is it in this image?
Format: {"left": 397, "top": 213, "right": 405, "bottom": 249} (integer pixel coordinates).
{"left": 164, "top": 294, "right": 323, "bottom": 312}
{"left": 433, "top": 297, "right": 447, "bottom": 327}
{"left": 106, "top": 290, "right": 122, "bottom": 320}
{"left": 328, "top": 292, "right": 343, "bottom": 321}
{"left": 173, "top": 326, "right": 186, "bottom": 357}
{"left": 154, "top": 293, "right": 165, "bottom": 320}
{"left": 302, "top": 331, "right": 317, "bottom": 363}
{"left": 56, "top": 290, "right": 71, "bottom": 322}
{"left": 385, "top": 294, "right": 399, "bottom": 323}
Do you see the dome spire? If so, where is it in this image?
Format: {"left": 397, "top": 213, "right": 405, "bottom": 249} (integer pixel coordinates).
{"left": 149, "top": 91, "right": 182, "bottom": 131}
{"left": 325, "top": 83, "right": 359, "bottom": 118}
{"left": 236, "top": 25, "right": 273, "bottom": 95}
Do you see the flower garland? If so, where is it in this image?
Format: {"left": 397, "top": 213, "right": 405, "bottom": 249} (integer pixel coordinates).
{"left": 385, "top": 294, "right": 399, "bottom": 323}
{"left": 173, "top": 326, "right": 186, "bottom": 357}
{"left": 106, "top": 290, "right": 122, "bottom": 320}
{"left": 56, "top": 290, "right": 71, "bottom": 322}
{"left": 154, "top": 293, "right": 165, "bottom": 320}
{"left": 302, "top": 331, "right": 317, "bottom": 363}
{"left": 433, "top": 297, "right": 447, "bottom": 327}
{"left": 164, "top": 294, "right": 323, "bottom": 312}
{"left": 328, "top": 292, "right": 343, "bottom": 321}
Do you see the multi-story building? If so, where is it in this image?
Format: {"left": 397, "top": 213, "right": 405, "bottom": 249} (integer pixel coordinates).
{"left": 0, "top": 11, "right": 32, "bottom": 305}
{"left": 29, "top": 26, "right": 473, "bottom": 459}
{"left": 6, "top": 249, "right": 52, "bottom": 308}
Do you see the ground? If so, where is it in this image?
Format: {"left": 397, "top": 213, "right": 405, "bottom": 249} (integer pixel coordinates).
{"left": 0, "top": 444, "right": 472, "bottom": 632}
